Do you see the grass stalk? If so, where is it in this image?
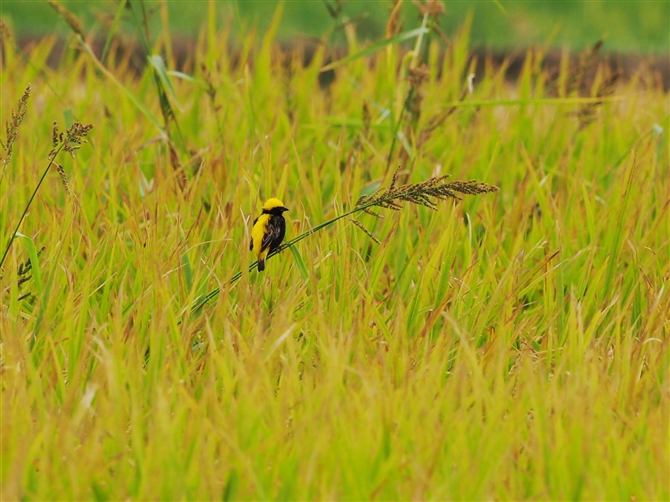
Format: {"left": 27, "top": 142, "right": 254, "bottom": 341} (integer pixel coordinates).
{"left": 191, "top": 175, "right": 498, "bottom": 313}
{"left": 0, "top": 144, "right": 64, "bottom": 269}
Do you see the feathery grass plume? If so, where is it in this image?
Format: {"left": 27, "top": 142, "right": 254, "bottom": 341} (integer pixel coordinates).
{"left": 0, "top": 121, "right": 93, "bottom": 269}
{"left": 191, "top": 170, "right": 498, "bottom": 314}
{"left": 561, "top": 40, "right": 620, "bottom": 130}
{"left": 406, "top": 64, "right": 431, "bottom": 124}
{"left": 0, "top": 18, "right": 11, "bottom": 44}
{"left": 356, "top": 170, "right": 497, "bottom": 213}
{"left": 574, "top": 68, "right": 620, "bottom": 130}
{"left": 567, "top": 40, "right": 603, "bottom": 96}
{"left": 1, "top": 84, "right": 31, "bottom": 179}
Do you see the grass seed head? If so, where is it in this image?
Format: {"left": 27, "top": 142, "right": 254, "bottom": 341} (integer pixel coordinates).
{"left": 352, "top": 219, "right": 381, "bottom": 244}
{"left": 55, "top": 163, "right": 72, "bottom": 196}
{"left": 2, "top": 84, "right": 31, "bottom": 170}
{"left": 413, "top": 0, "right": 447, "bottom": 18}
{"left": 352, "top": 169, "right": 496, "bottom": 244}
{"left": 52, "top": 121, "right": 60, "bottom": 148}
{"left": 407, "top": 64, "right": 431, "bottom": 88}
{"left": 46, "top": 0, "right": 85, "bottom": 38}
{"left": 365, "top": 173, "right": 497, "bottom": 211}
{"left": 63, "top": 122, "right": 94, "bottom": 157}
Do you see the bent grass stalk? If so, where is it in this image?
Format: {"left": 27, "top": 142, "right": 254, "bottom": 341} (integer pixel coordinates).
{"left": 192, "top": 175, "right": 498, "bottom": 313}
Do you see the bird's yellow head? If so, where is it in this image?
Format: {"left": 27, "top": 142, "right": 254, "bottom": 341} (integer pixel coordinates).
{"left": 262, "top": 198, "right": 288, "bottom": 213}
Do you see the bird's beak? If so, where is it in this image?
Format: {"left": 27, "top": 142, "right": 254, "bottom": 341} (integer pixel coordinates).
{"left": 281, "top": 207, "right": 289, "bottom": 212}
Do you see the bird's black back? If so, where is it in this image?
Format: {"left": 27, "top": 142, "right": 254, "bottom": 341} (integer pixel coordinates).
{"left": 264, "top": 214, "right": 286, "bottom": 252}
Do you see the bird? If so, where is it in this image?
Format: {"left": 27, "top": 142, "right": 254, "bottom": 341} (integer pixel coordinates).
{"left": 249, "top": 197, "right": 288, "bottom": 272}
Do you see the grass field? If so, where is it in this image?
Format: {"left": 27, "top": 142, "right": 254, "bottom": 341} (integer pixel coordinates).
{"left": 1, "top": 2, "right": 669, "bottom": 500}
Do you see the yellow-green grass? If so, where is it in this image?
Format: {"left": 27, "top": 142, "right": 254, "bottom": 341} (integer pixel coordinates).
{"left": 1, "top": 13, "right": 668, "bottom": 501}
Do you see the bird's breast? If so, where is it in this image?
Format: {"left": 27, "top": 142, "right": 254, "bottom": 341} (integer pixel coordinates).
{"left": 251, "top": 214, "right": 270, "bottom": 251}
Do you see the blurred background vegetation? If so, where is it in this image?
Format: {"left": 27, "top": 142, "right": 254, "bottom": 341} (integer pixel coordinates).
{"left": 2, "top": 0, "right": 669, "bottom": 54}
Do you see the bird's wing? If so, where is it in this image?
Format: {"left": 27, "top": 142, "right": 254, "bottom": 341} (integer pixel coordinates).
{"left": 261, "top": 222, "right": 282, "bottom": 252}
{"left": 249, "top": 217, "right": 258, "bottom": 251}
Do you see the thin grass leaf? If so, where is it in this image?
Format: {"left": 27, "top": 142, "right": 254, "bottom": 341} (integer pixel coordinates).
{"left": 126, "top": 0, "right": 152, "bottom": 53}
{"left": 181, "top": 250, "right": 193, "bottom": 292}
{"left": 289, "top": 246, "right": 309, "bottom": 281}
{"left": 64, "top": 109, "right": 74, "bottom": 128}
{"left": 149, "top": 55, "right": 182, "bottom": 109}
{"left": 491, "top": 0, "right": 507, "bottom": 14}
{"left": 431, "top": 96, "right": 627, "bottom": 110}
{"left": 1, "top": 84, "right": 30, "bottom": 181}
{"left": 101, "top": 0, "right": 127, "bottom": 63}
{"left": 359, "top": 181, "right": 383, "bottom": 198}
{"left": 166, "top": 70, "right": 208, "bottom": 88}
{"left": 320, "top": 27, "right": 429, "bottom": 72}
{"left": 604, "top": 151, "right": 636, "bottom": 293}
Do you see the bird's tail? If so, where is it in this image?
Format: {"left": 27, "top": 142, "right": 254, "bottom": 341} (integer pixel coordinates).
{"left": 258, "top": 259, "right": 265, "bottom": 272}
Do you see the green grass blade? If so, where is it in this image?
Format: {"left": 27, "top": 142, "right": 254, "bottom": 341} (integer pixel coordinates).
{"left": 166, "top": 70, "right": 207, "bottom": 88}
{"left": 15, "top": 232, "right": 43, "bottom": 294}
{"left": 320, "top": 27, "right": 429, "bottom": 72}
{"left": 491, "top": 0, "right": 507, "bottom": 14}
{"left": 101, "top": 0, "right": 127, "bottom": 63}
{"left": 181, "top": 250, "right": 193, "bottom": 292}
{"left": 604, "top": 152, "right": 636, "bottom": 293}
{"left": 148, "top": 55, "right": 182, "bottom": 108}
{"left": 289, "top": 246, "right": 309, "bottom": 281}
{"left": 63, "top": 109, "right": 74, "bottom": 128}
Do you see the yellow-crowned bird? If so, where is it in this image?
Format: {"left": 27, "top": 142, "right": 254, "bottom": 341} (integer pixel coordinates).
{"left": 249, "top": 198, "right": 288, "bottom": 272}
